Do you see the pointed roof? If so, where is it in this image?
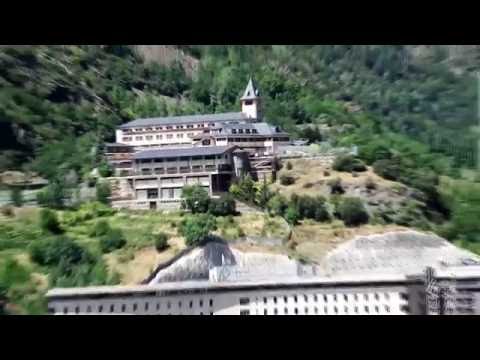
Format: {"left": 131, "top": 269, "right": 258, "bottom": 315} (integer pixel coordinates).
{"left": 240, "top": 77, "right": 260, "bottom": 101}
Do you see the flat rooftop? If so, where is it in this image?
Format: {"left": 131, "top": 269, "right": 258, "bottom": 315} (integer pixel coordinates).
{"left": 119, "top": 112, "right": 248, "bottom": 129}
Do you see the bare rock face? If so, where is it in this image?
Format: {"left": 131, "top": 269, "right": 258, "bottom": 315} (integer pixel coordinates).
{"left": 147, "top": 242, "right": 297, "bottom": 284}
{"left": 322, "top": 230, "right": 480, "bottom": 276}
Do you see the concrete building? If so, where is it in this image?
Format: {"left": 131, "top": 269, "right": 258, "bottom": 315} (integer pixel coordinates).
{"left": 109, "top": 145, "right": 244, "bottom": 210}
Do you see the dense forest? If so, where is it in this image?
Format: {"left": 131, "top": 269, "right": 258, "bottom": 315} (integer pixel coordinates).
{"left": 1, "top": 45, "right": 480, "bottom": 313}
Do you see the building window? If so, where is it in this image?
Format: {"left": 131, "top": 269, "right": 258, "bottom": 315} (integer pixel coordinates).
{"left": 364, "top": 306, "right": 369, "bottom": 313}
{"left": 176, "top": 133, "right": 183, "bottom": 138}
{"left": 344, "top": 306, "right": 348, "bottom": 314}
{"left": 375, "top": 306, "right": 379, "bottom": 313}
{"left": 135, "top": 136, "right": 143, "bottom": 141}
{"left": 284, "top": 296, "right": 288, "bottom": 303}
{"left": 324, "top": 306, "right": 328, "bottom": 314}
{"left": 344, "top": 294, "right": 348, "bottom": 301}
{"left": 199, "top": 300, "right": 203, "bottom": 307}
{"left": 364, "top": 294, "right": 369, "bottom": 301}
{"left": 232, "top": 129, "right": 237, "bottom": 134}
{"left": 384, "top": 293, "right": 390, "bottom": 300}
{"left": 87, "top": 306, "right": 92, "bottom": 313}
{"left": 314, "top": 295, "right": 318, "bottom": 302}
{"left": 333, "top": 294, "right": 337, "bottom": 302}
{"left": 305, "top": 307, "right": 308, "bottom": 314}
{"left": 354, "top": 294, "right": 358, "bottom": 301}
{"left": 122, "top": 137, "right": 132, "bottom": 142}
{"left": 375, "top": 293, "right": 379, "bottom": 301}
{"left": 263, "top": 297, "right": 267, "bottom": 304}
{"left": 63, "top": 307, "right": 68, "bottom": 314}
{"left": 323, "top": 294, "right": 328, "bottom": 302}
{"left": 133, "top": 304, "right": 137, "bottom": 311}
{"left": 98, "top": 305, "right": 103, "bottom": 313}
{"left": 167, "top": 134, "right": 173, "bottom": 139}
{"left": 122, "top": 304, "right": 126, "bottom": 313}
{"left": 285, "top": 308, "right": 288, "bottom": 315}
{"left": 304, "top": 294, "right": 308, "bottom": 302}
{"left": 145, "top": 302, "right": 149, "bottom": 311}
{"left": 156, "top": 135, "right": 162, "bottom": 140}
{"left": 75, "top": 306, "right": 80, "bottom": 314}
{"left": 294, "top": 295, "right": 298, "bottom": 303}
{"left": 240, "top": 310, "right": 250, "bottom": 316}
{"left": 187, "top": 125, "right": 194, "bottom": 129}
{"left": 178, "top": 301, "right": 182, "bottom": 308}
{"left": 189, "top": 301, "right": 193, "bottom": 309}
{"left": 273, "top": 297, "right": 277, "bottom": 304}
{"left": 264, "top": 309, "right": 267, "bottom": 315}
{"left": 334, "top": 306, "right": 338, "bottom": 314}
{"left": 294, "top": 308, "right": 298, "bottom": 315}
{"left": 314, "top": 307, "right": 318, "bottom": 314}
{"left": 167, "top": 302, "right": 171, "bottom": 310}
{"left": 274, "top": 309, "right": 278, "bottom": 315}
{"left": 239, "top": 298, "right": 249, "bottom": 305}
{"left": 166, "top": 126, "right": 173, "bottom": 130}
{"left": 146, "top": 135, "right": 153, "bottom": 140}
{"left": 238, "top": 129, "right": 244, "bottom": 134}
{"left": 155, "top": 127, "right": 163, "bottom": 130}
{"left": 354, "top": 306, "right": 358, "bottom": 314}
{"left": 110, "top": 304, "right": 115, "bottom": 313}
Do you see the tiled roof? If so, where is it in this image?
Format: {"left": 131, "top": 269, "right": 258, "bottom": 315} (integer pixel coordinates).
{"left": 133, "top": 145, "right": 237, "bottom": 160}
{"left": 119, "top": 112, "right": 248, "bottom": 129}
{"left": 240, "top": 77, "right": 260, "bottom": 101}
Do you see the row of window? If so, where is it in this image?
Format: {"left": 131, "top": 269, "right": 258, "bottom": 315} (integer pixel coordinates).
{"left": 230, "top": 128, "right": 258, "bottom": 134}
{"left": 123, "top": 123, "right": 214, "bottom": 133}
{"left": 56, "top": 298, "right": 215, "bottom": 315}
{"left": 240, "top": 292, "right": 392, "bottom": 305}
{"left": 240, "top": 304, "right": 392, "bottom": 315}
{"left": 139, "top": 165, "right": 219, "bottom": 175}
{"left": 137, "top": 155, "right": 227, "bottom": 164}
{"left": 123, "top": 133, "right": 197, "bottom": 142}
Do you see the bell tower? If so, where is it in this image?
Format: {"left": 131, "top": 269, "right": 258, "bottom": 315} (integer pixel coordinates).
{"left": 240, "top": 77, "right": 262, "bottom": 121}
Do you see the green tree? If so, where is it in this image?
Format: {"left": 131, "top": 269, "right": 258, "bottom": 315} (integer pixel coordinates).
{"left": 179, "top": 214, "right": 217, "bottom": 246}
{"left": 208, "top": 194, "right": 236, "bottom": 216}
{"left": 333, "top": 155, "right": 367, "bottom": 172}
{"left": 97, "top": 160, "right": 113, "bottom": 178}
{"left": 29, "top": 236, "right": 88, "bottom": 267}
{"left": 10, "top": 187, "right": 23, "bottom": 207}
{"left": 181, "top": 185, "right": 211, "bottom": 213}
{"left": 285, "top": 205, "right": 301, "bottom": 225}
{"left": 267, "top": 194, "right": 288, "bottom": 217}
{"left": 337, "top": 197, "right": 369, "bottom": 227}
{"left": 96, "top": 181, "right": 111, "bottom": 205}
{"left": 154, "top": 232, "right": 169, "bottom": 252}
{"left": 36, "top": 179, "right": 65, "bottom": 209}
{"left": 39, "top": 209, "right": 63, "bottom": 234}
{"left": 99, "top": 228, "right": 126, "bottom": 253}
{"left": 280, "top": 175, "right": 295, "bottom": 186}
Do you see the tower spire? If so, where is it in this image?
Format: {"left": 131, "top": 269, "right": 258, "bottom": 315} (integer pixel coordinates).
{"left": 240, "top": 77, "right": 262, "bottom": 120}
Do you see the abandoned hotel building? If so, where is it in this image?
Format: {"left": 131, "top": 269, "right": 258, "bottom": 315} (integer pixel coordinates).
{"left": 104, "top": 78, "right": 290, "bottom": 209}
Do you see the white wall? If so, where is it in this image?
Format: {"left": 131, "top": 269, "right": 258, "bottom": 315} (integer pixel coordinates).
{"left": 49, "top": 285, "right": 410, "bottom": 315}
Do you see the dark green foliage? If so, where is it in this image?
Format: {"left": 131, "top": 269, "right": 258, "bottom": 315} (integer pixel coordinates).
{"left": 285, "top": 205, "right": 301, "bottom": 225}
{"left": 373, "top": 158, "right": 402, "bottom": 181}
{"left": 10, "top": 187, "right": 23, "bottom": 207}
{"left": 208, "top": 194, "right": 236, "bottom": 216}
{"left": 280, "top": 175, "right": 295, "bottom": 186}
{"left": 39, "top": 209, "right": 63, "bottom": 234}
{"left": 291, "top": 195, "right": 331, "bottom": 222}
{"left": 333, "top": 155, "right": 367, "bottom": 172}
{"left": 266, "top": 193, "right": 289, "bottom": 217}
{"left": 36, "top": 179, "right": 65, "bottom": 209}
{"left": 337, "top": 197, "right": 370, "bottom": 227}
{"left": 327, "top": 178, "right": 345, "bottom": 194}
{"left": 154, "top": 232, "right": 169, "bottom": 252}
{"left": 89, "top": 219, "right": 111, "bottom": 237}
{"left": 181, "top": 185, "right": 211, "bottom": 213}
{"left": 298, "top": 126, "right": 323, "bottom": 143}
{"left": 1, "top": 205, "right": 14, "bottom": 217}
{"left": 29, "top": 236, "right": 88, "bottom": 267}
{"left": 179, "top": 214, "right": 217, "bottom": 246}
{"left": 286, "top": 161, "right": 293, "bottom": 170}
{"left": 365, "top": 177, "right": 377, "bottom": 190}
{"left": 98, "top": 160, "right": 113, "bottom": 178}
{"left": 99, "top": 228, "right": 126, "bottom": 253}
{"left": 229, "top": 175, "right": 257, "bottom": 204}
{"left": 96, "top": 181, "right": 111, "bottom": 205}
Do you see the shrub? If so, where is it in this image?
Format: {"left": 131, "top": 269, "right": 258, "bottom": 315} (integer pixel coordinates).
{"left": 98, "top": 161, "right": 113, "bottom": 178}
{"left": 267, "top": 194, "right": 289, "bottom": 217}
{"left": 333, "top": 155, "right": 367, "bottom": 172}
{"left": 280, "top": 175, "right": 295, "bottom": 186}
{"left": 99, "top": 228, "right": 126, "bottom": 253}
{"left": 323, "top": 170, "right": 330, "bottom": 177}
{"left": 154, "top": 232, "right": 169, "bottom": 252}
{"left": 328, "top": 177, "right": 345, "bottom": 194}
{"left": 36, "top": 180, "right": 65, "bottom": 209}
{"left": 208, "top": 194, "right": 236, "bottom": 216}
{"left": 373, "top": 158, "right": 402, "bottom": 181}
{"left": 29, "top": 236, "right": 89, "bottom": 267}
{"left": 285, "top": 205, "right": 301, "bottom": 225}
{"left": 179, "top": 214, "right": 217, "bottom": 247}
{"left": 96, "top": 181, "right": 111, "bottom": 205}
{"left": 10, "top": 187, "right": 23, "bottom": 207}
{"left": 0, "top": 205, "right": 14, "bottom": 217}
{"left": 181, "top": 185, "right": 210, "bottom": 213}
{"left": 89, "top": 220, "right": 111, "bottom": 237}
{"left": 39, "top": 209, "right": 63, "bottom": 234}
{"left": 229, "top": 175, "right": 256, "bottom": 203}
{"left": 365, "top": 177, "right": 377, "bottom": 190}
{"left": 337, "top": 197, "right": 369, "bottom": 227}
{"left": 286, "top": 161, "right": 293, "bottom": 170}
